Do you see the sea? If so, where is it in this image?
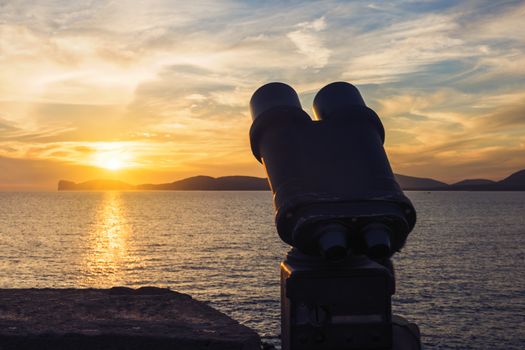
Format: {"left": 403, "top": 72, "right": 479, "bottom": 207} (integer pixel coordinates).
{"left": 0, "top": 191, "right": 524, "bottom": 349}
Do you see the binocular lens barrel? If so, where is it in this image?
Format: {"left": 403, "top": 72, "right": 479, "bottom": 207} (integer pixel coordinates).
{"left": 362, "top": 223, "right": 392, "bottom": 259}
{"left": 316, "top": 223, "right": 349, "bottom": 261}
{"left": 313, "top": 82, "right": 366, "bottom": 121}
{"left": 250, "top": 82, "right": 303, "bottom": 121}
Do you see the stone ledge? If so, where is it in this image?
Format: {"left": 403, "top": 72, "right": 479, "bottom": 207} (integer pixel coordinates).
{"left": 0, "top": 287, "right": 261, "bottom": 350}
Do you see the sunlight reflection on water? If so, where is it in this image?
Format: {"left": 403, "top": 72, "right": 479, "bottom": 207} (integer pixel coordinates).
{"left": 82, "top": 192, "right": 132, "bottom": 286}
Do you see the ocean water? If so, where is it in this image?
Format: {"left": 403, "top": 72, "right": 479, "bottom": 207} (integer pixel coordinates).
{"left": 0, "top": 191, "right": 524, "bottom": 349}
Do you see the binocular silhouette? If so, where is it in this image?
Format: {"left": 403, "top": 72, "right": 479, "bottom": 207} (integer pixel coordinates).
{"left": 249, "top": 82, "right": 416, "bottom": 261}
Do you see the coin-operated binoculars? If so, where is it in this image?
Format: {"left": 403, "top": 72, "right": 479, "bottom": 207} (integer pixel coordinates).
{"left": 249, "top": 82, "right": 420, "bottom": 350}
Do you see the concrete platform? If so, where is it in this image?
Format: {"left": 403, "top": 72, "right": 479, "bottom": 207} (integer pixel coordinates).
{"left": 0, "top": 287, "right": 261, "bottom": 350}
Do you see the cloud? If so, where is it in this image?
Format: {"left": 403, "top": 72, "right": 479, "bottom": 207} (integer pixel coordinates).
{"left": 287, "top": 17, "right": 331, "bottom": 69}
{"left": 366, "top": 84, "right": 525, "bottom": 182}
{"left": 341, "top": 14, "right": 474, "bottom": 84}
{"left": 473, "top": 103, "right": 525, "bottom": 133}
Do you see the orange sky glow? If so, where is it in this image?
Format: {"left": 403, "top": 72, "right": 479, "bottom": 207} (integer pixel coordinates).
{"left": 1, "top": 1, "right": 524, "bottom": 190}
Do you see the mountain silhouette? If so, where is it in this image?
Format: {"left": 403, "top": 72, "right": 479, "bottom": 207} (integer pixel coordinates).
{"left": 451, "top": 179, "right": 496, "bottom": 187}
{"left": 394, "top": 174, "right": 447, "bottom": 190}
{"left": 137, "top": 176, "right": 269, "bottom": 191}
{"left": 58, "top": 168, "right": 525, "bottom": 191}
{"left": 497, "top": 169, "right": 525, "bottom": 189}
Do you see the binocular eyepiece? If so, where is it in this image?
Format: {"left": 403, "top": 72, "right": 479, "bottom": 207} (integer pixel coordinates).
{"left": 249, "top": 82, "right": 416, "bottom": 261}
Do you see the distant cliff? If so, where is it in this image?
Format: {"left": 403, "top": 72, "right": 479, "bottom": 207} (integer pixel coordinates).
{"left": 58, "top": 180, "right": 135, "bottom": 191}
{"left": 58, "top": 169, "right": 525, "bottom": 191}
{"left": 58, "top": 176, "right": 269, "bottom": 191}
{"left": 137, "top": 176, "right": 269, "bottom": 191}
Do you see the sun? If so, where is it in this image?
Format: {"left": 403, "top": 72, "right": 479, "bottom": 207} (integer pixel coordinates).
{"left": 98, "top": 157, "right": 126, "bottom": 171}
{"left": 92, "top": 145, "right": 133, "bottom": 171}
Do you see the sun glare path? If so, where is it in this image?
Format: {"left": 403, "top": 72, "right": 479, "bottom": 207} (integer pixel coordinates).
{"left": 81, "top": 192, "right": 134, "bottom": 287}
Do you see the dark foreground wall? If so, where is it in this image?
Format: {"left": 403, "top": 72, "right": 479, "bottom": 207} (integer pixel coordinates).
{"left": 0, "top": 287, "right": 260, "bottom": 350}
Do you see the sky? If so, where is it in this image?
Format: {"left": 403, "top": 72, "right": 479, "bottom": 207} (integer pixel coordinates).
{"left": 1, "top": 0, "right": 524, "bottom": 189}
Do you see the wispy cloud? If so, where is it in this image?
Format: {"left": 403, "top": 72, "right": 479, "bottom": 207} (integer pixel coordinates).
{"left": 287, "top": 17, "right": 331, "bottom": 69}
